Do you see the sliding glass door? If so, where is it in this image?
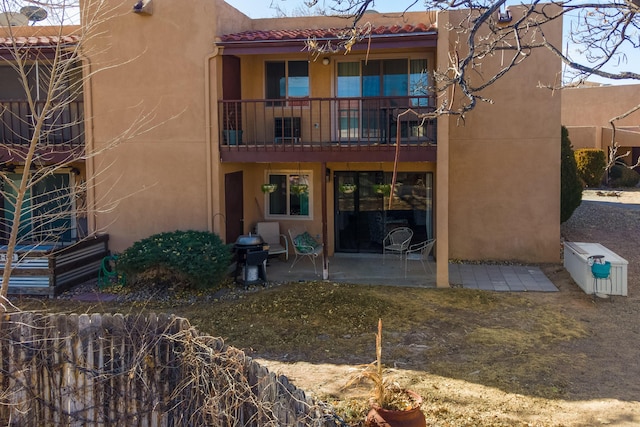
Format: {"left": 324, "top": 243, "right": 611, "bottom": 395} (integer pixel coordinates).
{"left": 336, "top": 59, "right": 430, "bottom": 142}
{"left": 334, "top": 171, "right": 433, "bottom": 253}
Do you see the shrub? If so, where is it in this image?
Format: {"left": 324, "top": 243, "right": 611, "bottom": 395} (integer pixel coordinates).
{"left": 561, "top": 126, "right": 583, "bottom": 223}
{"left": 117, "top": 230, "right": 232, "bottom": 289}
{"left": 574, "top": 148, "right": 606, "bottom": 187}
{"left": 609, "top": 164, "right": 640, "bottom": 188}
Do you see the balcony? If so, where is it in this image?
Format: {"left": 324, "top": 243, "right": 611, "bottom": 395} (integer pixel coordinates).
{"left": 218, "top": 96, "right": 437, "bottom": 163}
{"left": 0, "top": 99, "right": 84, "bottom": 162}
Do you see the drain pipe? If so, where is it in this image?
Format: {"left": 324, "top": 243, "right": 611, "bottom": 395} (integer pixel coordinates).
{"left": 204, "top": 46, "right": 221, "bottom": 234}
{"left": 81, "top": 53, "right": 97, "bottom": 237}
{"left": 321, "top": 161, "right": 329, "bottom": 279}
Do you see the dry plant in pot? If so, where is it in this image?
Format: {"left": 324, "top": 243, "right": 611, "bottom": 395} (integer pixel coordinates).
{"left": 344, "top": 319, "right": 426, "bottom": 427}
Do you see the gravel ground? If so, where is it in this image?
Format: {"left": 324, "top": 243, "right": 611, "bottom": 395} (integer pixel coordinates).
{"left": 57, "top": 275, "right": 289, "bottom": 304}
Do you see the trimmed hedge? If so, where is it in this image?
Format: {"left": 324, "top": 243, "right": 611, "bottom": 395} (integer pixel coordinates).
{"left": 609, "top": 164, "right": 640, "bottom": 188}
{"left": 574, "top": 148, "right": 606, "bottom": 187}
{"left": 561, "top": 127, "right": 583, "bottom": 223}
{"left": 117, "top": 230, "right": 232, "bottom": 289}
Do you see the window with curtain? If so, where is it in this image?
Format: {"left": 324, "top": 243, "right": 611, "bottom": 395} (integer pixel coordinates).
{"left": 1, "top": 172, "right": 74, "bottom": 243}
{"left": 336, "top": 58, "right": 430, "bottom": 139}
{"left": 338, "top": 58, "right": 428, "bottom": 98}
{"left": 266, "top": 172, "right": 312, "bottom": 218}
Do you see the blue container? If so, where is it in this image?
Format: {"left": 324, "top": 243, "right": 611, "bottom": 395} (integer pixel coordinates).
{"left": 223, "top": 130, "right": 243, "bottom": 145}
{"left": 591, "top": 261, "right": 611, "bottom": 279}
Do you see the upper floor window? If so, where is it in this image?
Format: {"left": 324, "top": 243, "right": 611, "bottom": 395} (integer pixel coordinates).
{"left": 337, "top": 58, "right": 430, "bottom": 106}
{"left": 265, "top": 61, "right": 309, "bottom": 102}
{"left": 265, "top": 171, "right": 312, "bottom": 218}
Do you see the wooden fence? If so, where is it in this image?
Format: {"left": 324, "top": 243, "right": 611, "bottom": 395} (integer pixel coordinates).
{"left": 0, "top": 312, "right": 342, "bottom": 426}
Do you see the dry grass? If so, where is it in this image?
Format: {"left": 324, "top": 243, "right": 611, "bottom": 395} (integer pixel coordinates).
{"left": 11, "top": 192, "right": 640, "bottom": 425}
{"left": 17, "top": 281, "right": 588, "bottom": 402}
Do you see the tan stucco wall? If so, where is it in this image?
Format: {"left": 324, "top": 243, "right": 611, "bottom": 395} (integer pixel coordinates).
{"left": 252, "top": 11, "right": 438, "bottom": 31}
{"left": 443, "top": 7, "right": 562, "bottom": 262}
{"left": 83, "top": 0, "right": 248, "bottom": 251}
{"left": 80, "top": 0, "right": 563, "bottom": 266}
{"left": 564, "top": 126, "right": 600, "bottom": 149}
{"left": 562, "top": 84, "right": 640, "bottom": 152}
{"left": 562, "top": 84, "right": 640, "bottom": 128}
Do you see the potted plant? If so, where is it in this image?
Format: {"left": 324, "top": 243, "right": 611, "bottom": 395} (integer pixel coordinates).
{"left": 290, "top": 183, "right": 309, "bottom": 195}
{"left": 339, "top": 183, "right": 357, "bottom": 194}
{"left": 223, "top": 107, "right": 242, "bottom": 145}
{"left": 344, "top": 319, "right": 426, "bottom": 427}
{"left": 372, "top": 184, "right": 392, "bottom": 196}
{"left": 261, "top": 183, "right": 277, "bottom": 193}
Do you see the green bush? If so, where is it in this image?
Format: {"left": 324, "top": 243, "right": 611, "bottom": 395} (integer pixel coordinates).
{"left": 609, "top": 164, "right": 640, "bottom": 188}
{"left": 574, "top": 148, "right": 606, "bottom": 188}
{"left": 117, "top": 230, "right": 232, "bottom": 289}
{"left": 560, "top": 127, "right": 583, "bottom": 223}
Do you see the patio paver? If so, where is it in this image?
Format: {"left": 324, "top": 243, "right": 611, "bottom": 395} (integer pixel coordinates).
{"left": 263, "top": 255, "right": 558, "bottom": 292}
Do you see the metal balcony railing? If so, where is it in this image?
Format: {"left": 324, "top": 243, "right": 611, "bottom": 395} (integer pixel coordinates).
{"left": 218, "top": 96, "right": 437, "bottom": 152}
{"left": 0, "top": 100, "right": 84, "bottom": 146}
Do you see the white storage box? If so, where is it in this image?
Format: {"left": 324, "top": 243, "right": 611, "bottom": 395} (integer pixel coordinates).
{"left": 564, "top": 242, "right": 628, "bottom": 296}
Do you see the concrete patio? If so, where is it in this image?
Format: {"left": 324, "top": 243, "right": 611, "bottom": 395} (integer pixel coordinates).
{"left": 259, "top": 253, "right": 558, "bottom": 292}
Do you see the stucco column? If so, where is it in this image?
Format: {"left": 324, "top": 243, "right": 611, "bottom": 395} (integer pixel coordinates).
{"left": 435, "top": 11, "right": 450, "bottom": 288}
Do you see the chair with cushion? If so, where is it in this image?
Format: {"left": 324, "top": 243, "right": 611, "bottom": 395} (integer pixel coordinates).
{"left": 288, "top": 226, "right": 323, "bottom": 274}
{"left": 383, "top": 227, "right": 413, "bottom": 264}
{"left": 405, "top": 238, "right": 436, "bottom": 278}
{"left": 255, "top": 221, "right": 289, "bottom": 260}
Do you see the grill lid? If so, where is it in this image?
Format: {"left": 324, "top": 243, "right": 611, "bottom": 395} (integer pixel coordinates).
{"left": 235, "top": 234, "right": 264, "bottom": 246}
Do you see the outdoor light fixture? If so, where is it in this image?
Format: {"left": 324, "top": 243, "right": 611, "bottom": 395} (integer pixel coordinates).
{"left": 133, "top": 0, "right": 153, "bottom": 15}
{"left": 322, "top": 57, "right": 330, "bottom": 66}
{"left": 497, "top": 8, "right": 512, "bottom": 22}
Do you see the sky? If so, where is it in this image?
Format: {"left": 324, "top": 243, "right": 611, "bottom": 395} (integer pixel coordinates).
{"left": 224, "top": 0, "right": 638, "bottom": 86}
{"left": 224, "top": 0, "right": 423, "bottom": 18}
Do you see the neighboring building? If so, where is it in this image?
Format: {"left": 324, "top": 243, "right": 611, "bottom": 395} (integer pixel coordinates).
{"left": 0, "top": 25, "right": 86, "bottom": 244}
{"left": 2, "top": 0, "right": 564, "bottom": 287}
{"left": 562, "top": 84, "right": 640, "bottom": 166}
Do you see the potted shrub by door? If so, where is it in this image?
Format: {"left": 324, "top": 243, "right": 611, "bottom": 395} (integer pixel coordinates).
{"left": 345, "top": 319, "right": 426, "bottom": 427}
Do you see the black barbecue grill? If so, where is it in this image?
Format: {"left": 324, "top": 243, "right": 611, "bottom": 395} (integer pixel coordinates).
{"left": 233, "top": 234, "right": 269, "bottom": 287}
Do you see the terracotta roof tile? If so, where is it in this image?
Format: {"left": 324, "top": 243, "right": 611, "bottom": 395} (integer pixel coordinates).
{"left": 0, "top": 35, "right": 80, "bottom": 48}
{"left": 219, "top": 23, "right": 436, "bottom": 43}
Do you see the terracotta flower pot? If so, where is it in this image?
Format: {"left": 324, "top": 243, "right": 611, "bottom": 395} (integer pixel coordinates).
{"left": 366, "top": 390, "right": 426, "bottom": 427}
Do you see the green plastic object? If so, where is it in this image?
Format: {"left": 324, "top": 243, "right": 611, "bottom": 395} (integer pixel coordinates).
{"left": 98, "top": 255, "right": 125, "bottom": 288}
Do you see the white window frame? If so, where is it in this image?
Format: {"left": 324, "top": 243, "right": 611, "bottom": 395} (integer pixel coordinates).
{"left": 264, "top": 170, "right": 313, "bottom": 220}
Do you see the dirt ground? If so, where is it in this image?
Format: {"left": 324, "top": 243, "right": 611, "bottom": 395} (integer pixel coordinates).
{"left": 254, "top": 189, "right": 640, "bottom": 427}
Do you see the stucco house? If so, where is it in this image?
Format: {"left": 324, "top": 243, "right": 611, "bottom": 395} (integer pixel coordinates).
{"left": 562, "top": 84, "right": 640, "bottom": 166}
{"left": 1, "top": 0, "right": 563, "bottom": 287}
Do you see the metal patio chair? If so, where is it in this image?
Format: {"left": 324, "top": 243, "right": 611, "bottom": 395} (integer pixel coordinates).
{"left": 405, "top": 238, "right": 436, "bottom": 278}
{"left": 382, "top": 227, "right": 413, "bottom": 264}
{"left": 288, "top": 226, "right": 323, "bottom": 275}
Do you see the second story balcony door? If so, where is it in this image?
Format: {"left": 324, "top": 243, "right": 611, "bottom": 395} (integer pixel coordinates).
{"left": 336, "top": 58, "right": 430, "bottom": 143}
